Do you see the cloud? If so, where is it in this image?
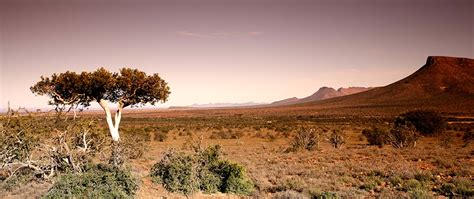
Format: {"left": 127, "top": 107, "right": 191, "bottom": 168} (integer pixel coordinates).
{"left": 176, "top": 31, "right": 263, "bottom": 39}
{"left": 176, "top": 31, "right": 213, "bottom": 38}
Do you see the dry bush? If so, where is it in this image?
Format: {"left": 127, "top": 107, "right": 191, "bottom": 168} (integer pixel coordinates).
{"left": 286, "top": 128, "right": 321, "bottom": 152}
{"left": 362, "top": 127, "right": 388, "bottom": 147}
{"left": 153, "top": 131, "right": 168, "bottom": 142}
{"left": 387, "top": 124, "right": 420, "bottom": 148}
{"left": 462, "top": 129, "right": 473, "bottom": 147}
{"left": 328, "top": 129, "right": 345, "bottom": 149}
{"left": 209, "top": 129, "right": 244, "bottom": 139}
{"left": 0, "top": 112, "right": 108, "bottom": 189}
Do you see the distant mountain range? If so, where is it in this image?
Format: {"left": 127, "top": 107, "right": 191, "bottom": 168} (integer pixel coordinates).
{"left": 271, "top": 87, "right": 372, "bottom": 106}
{"left": 169, "top": 102, "right": 265, "bottom": 109}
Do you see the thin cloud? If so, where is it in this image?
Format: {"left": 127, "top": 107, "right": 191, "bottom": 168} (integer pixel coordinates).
{"left": 176, "top": 31, "right": 263, "bottom": 39}
{"left": 176, "top": 31, "right": 212, "bottom": 38}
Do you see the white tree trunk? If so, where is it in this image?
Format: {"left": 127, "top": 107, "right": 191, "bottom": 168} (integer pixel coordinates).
{"left": 98, "top": 99, "right": 121, "bottom": 141}
{"left": 114, "top": 102, "right": 123, "bottom": 136}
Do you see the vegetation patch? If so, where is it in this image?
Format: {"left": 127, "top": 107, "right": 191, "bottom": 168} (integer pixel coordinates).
{"left": 286, "top": 127, "right": 321, "bottom": 152}
{"left": 395, "top": 110, "right": 446, "bottom": 136}
{"left": 150, "top": 145, "right": 254, "bottom": 196}
{"left": 44, "top": 164, "right": 138, "bottom": 198}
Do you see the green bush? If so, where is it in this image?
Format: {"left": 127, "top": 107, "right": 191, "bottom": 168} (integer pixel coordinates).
{"left": 362, "top": 127, "right": 387, "bottom": 147}
{"left": 150, "top": 151, "right": 199, "bottom": 195}
{"left": 44, "top": 164, "right": 138, "bottom": 198}
{"left": 403, "top": 179, "right": 422, "bottom": 192}
{"left": 212, "top": 160, "right": 254, "bottom": 195}
{"left": 453, "top": 178, "right": 474, "bottom": 197}
{"left": 395, "top": 110, "right": 446, "bottom": 136}
{"left": 150, "top": 145, "right": 254, "bottom": 196}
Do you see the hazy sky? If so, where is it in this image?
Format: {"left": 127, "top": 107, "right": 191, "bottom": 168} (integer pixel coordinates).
{"left": 0, "top": 0, "right": 472, "bottom": 110}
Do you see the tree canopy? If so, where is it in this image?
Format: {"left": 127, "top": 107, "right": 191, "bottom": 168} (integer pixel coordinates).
{"left": 31, "top": 67, "right": 170, "bottom": 110}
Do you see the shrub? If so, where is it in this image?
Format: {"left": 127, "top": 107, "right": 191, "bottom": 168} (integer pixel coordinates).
{"left": 386, "top": 124, "right": 420, "bottom": 148}
{"left": 150, "top": 145, "right": 254, "bottom": 196}
{"left": 286, "top": 128, "right": 320, "bottom": 152}
{"left": 403, "top": 179, "right": 422, "bottom": 192}
{"left": 362, "top": 127, "right": 387, "bottom": 147}
{"left": 389, "top": 176, "right": 403, "bottom": 187}
{"left": 272, "top": 190, "right": 307, "bottom": 199}
{"left": 150, "top": 151, "right": 199, "bottom": 195}
{"left": 307, "top": 189, "right": 338, "bottom": 199}
{"left": 395, "top": 110, "right": 446, "bottom": 136}
{"left": 269, "top": 178, "right": 305, "bottom": 193}
{"left": 408, "top": 188, "right": 431, "bottom": 198}
{"left": 209, "top": 130, "right": 244, "bottom": 139}
{"left": 439, "top": 183, "right": 456, "bottom": 196}
{"left": 212, "top": 160, "right": 254, "bottom": 195}
{"left": 154, "top": 131, "right": 168, "bottom": 142}
{"left": 329, "top": 129, "right": 345, "bottom": 149}
{"left": 44, "top": 164, "right": 138, "bottom": 198}
{"left": 462, "top": 129, "right": 473, "bottom": 147}
{"left": 1, "top": 115, "right": 110, "bottom": 187}
{"left": 453, "top": 178, "right": 474, "bottom": 197}
{"left": 414, "top": 171, "right": 432, "bottom": 184}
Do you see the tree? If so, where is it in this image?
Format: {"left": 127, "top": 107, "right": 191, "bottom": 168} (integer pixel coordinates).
{"left": 31, "top": 68, "right": 170, "bottom": 142}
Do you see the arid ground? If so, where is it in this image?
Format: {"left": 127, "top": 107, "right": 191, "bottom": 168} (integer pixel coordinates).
{"left": 1, "top": 108, "right": 473, "bottom": 198}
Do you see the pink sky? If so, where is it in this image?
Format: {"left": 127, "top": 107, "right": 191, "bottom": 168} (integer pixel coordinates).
{"left": 0, "top": 0, "right": 472, "bottom": 110}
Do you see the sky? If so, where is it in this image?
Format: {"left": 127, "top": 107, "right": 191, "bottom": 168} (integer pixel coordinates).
{"left": 0, "top": 0, "right": 473, "bottom": 110}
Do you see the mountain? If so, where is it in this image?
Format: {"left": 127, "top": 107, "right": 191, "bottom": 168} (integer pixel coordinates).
{"left": 337, "top": 87, "right": 373, "bottom": 95}
{"left": 270, "top": 87, "right": 372, "bottom": 106}
{"left": 296, "top": 56, "right": 474, "bottom": 114}
{"left": 270, "top": 97, "right": 300, "bottom": 106}
{"left": 169, "top": 102, "right": 265, "bottom": 109}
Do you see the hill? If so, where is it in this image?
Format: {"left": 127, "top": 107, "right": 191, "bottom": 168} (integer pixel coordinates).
{"left": 271, "top": 87, "right": 372, "bottom": 106}
{"left": 294, "top": 56, "right": 474, "bottom": 114}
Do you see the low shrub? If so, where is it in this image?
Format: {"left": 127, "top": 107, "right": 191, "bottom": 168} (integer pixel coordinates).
{"left": 286, "top": 128, "right": 320, "bottom": 152}
{"left": 212, "top": 160, "right": 254, "bottom": 195}
{"left": 403, "top": 179, "right": 422, "bottom": 192}
{"left": 270, "top": 178, "right": 305, "bottom": 193}
{"left": 209, "top": 130, "right": 244, "bottom": 139}
{"left": 439, "top": 183, "right": 456, "bottom": 196}
{"left": 154, "top": 131, "right": 168, "bottom": 142}
{"left": 414, "top": 171, "right": 432, "bottom": 184}
{"left": 44, "top": 164, "right": 138, "bottom": 198}
{"left": 150, "top": 151, "right": 198, "bottom": 195}
{"left": 453, "top": 178, "right": 474, "bottom": 197}
{"left": 307, "top": 189, "right": 338, "bottom": 199}
{"left": 150, "top": 145, "right": 253, "bottom": 196}
{"left": 462, "top": 129, "right": 473, "bottom": 147}
{"left": 329, "top": 129, "right": 345, "bottom": 149}
{"left": 272, "top": 190, "right": 307, "bottom": 199}
{"left": 388, "top": 176, "right": 403, "bottom": 187}
{"left": 387, "top": 124, "right": 420, "bottom": 148}
{"left": 362, "top": 127, "right": 387, "bottom": 147}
